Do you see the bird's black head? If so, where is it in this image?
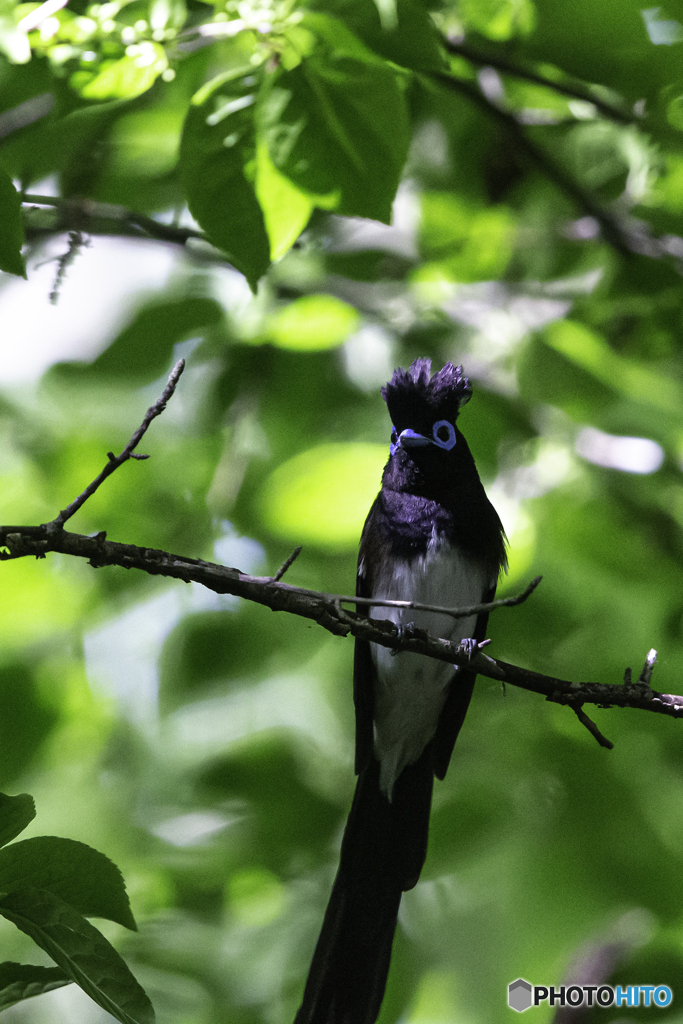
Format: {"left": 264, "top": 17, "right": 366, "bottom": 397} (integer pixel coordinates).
{"left": 377, "top": 358, "right": 506, "bottom": 568}
{"left": 381, "top": 358, "right": 472, "bottom": 463}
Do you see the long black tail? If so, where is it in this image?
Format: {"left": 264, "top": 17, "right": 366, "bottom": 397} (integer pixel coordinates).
{"left": 294, "top": 749, "right": 434, "bottom": 1024}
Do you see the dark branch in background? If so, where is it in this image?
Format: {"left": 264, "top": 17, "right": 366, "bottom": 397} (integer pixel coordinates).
{"left": 46, "top": 230, "right": 90, "bottom": 304}
{"left": 1, "top": 363, "right": 681, "bottom": 747}
{"left": 427, "top": 72, "right": 635, "bottom": 257}
{"left": 49, "top": 358, "right": 186, "bottom": 528}
{"left": 427, "top": 69, "right": 683, "bottom": 265}
{"left": 444, "top": 37, "right": 634, "bottom": 124}
{"left": 21, "top": 194, "right": 224, "bottom": 256}
{"left": 0, "top": 94, "right": 54, "bottom": 140}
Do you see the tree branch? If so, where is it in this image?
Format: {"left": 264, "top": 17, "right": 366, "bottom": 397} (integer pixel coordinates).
{"left": 444, "top": 37, "right": 633, "bottom": 124}
{"left": 270, "top": 545, "right": 303, "bottom": 582}
{"left": 0, "top": 361, "right": 678, "bottom": 749}
{"left": 21, "top": 195, "right": 223, "bottom": 255}
{"left": 0, "top": 524, "right": 678, "bottom": 731}
{"left": 426, "top": 72, "right": 646, "bottom": 259}
{"left": 572, "top": 705, "right": 614, "bottom": 749}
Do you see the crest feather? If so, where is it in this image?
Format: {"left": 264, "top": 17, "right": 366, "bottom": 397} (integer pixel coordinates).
{"left": 381, "top": 359, "right": 472, "bottom": 424}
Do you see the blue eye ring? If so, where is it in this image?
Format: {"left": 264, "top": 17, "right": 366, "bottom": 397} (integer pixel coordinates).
{"left": 432, "top": 419, "right": 456, "bottom": 450}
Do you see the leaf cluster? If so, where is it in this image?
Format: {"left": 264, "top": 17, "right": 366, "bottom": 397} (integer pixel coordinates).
{"left": 0, "top": 792, "right": 153, "bottom": 1023}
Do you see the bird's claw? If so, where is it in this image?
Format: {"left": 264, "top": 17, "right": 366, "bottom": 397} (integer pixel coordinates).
{"left": 457, "top": 637, "right": 480, "bottom": 662}
{"left": 391, "top": 621, "right": 416, "bottom": 656}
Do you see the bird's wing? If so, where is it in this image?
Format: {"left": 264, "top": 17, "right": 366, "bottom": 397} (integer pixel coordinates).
{"left": 353, "top": 503, "right": 379, "bottom": 775}
{"left": 431, "top": 583, "right": 496, "bottom": 779}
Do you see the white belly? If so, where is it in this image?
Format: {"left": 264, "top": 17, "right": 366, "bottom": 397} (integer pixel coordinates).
{"left": 370, "top": 542, "right": 491, "bottom": 796}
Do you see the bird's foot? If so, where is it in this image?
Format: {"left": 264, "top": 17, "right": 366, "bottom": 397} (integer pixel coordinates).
{"left": 456, "top": 637, "right": 485, "bottom": 662}
{"left": 391, "top": 621, "right": 416, "bottom": 656}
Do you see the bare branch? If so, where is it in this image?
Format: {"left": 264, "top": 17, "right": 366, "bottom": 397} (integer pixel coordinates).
{"left": 426, "top": 72, "right": 639, "bottom": 258}
{"left": 48, "top": 230, "right": 90, "bottom": 304}
{"left": 0, "top": 374, "right": 675, "bottom": 747}
{"left": 571, "top": 706, "right": 614, "bottom": 750}
{"left": 50, "top": 359, "right": 185, "bottom": 528}
{"left": 271, "top": 546, "right": 303, "bottom": 582}
{"left": 444, "top": 37, "right": 633, "bottom": 124}
{"left": 22, "top": 195, "right": 214, "bottom": 252}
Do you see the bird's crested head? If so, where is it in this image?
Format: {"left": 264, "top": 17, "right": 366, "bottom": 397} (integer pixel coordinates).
{"left": 381, "top": 359, "right": 472, "bottom": 456}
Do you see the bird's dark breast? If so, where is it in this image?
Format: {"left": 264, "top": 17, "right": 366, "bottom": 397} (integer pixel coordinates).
{"left": 368, "top": 488, "right": 503, "bottom": 569}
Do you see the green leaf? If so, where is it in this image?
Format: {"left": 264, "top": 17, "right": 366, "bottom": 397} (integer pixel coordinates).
{"left": 0, "top": 168, "right": 25, "bottom": 277}
{"left": 543, "top": 320, "right": 683, "bottom": 418}
{"left": 254, "top": 139, "right": 313, "bottom": 259}
{"left": 74, "top": 46, "right": 167, "bottom": 100}
{"left": 458, "top": 0, "right": 536, "bottom": 41}
{"left": 523, "top": 0, "right": 671, "bottom": 102}
{"left": 197, "top": 736, "right": 341, "bottom": 872}
{"left": 418, "top": 193, "right": 516, "bottom": 281}
{"left": 0, "top": 794, "right": 35, "bottom": 849}
{"left": 0, "top": 889, "right": 155, "bottom": 1024}
{"left": 261, "top": 12, "right": 410, "bottom": 223}
{"left": 92, "top": 296, "right": 224, "bottom": 382}
{"left": 0, "top": 838, "right": 136, "bottom": 930}
{"left": 0, "top": 961, "right": 71, "bottom": 1010}
{"left": 180, "top": 67, "right": 270, "bottom": 289}
{"left": 306, "top": 0, "right": 447, "bottom": 71}
{"left": 264, "top": 295, "right": 359, "bottom": 350}
{"left": 159, "top": 603, "right": 325, "bottom": 713}
{"left": 0, "top": 100, "right": 126, "bottom": 190}
{"left": 0, "top": 663, "right": 59, "bottom": 789}
{"left": 0, "top": 4, "right": 30, "bottom": 63}
{"left": 259, "top": 442, "right": 387, "bottom": 549}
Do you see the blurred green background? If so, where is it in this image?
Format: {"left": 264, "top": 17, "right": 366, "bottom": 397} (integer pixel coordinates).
{"left": 4, "top": 0, "right": 683, "bottom": 1021}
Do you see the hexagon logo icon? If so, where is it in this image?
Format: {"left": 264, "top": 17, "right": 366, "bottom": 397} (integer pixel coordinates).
{"left": 508, "top": 978, "right": 533, "bottom": 1012}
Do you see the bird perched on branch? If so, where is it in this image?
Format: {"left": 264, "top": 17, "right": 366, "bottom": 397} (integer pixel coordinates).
{"left": 295, "top": 359, "right": 507, "bottom": 1024}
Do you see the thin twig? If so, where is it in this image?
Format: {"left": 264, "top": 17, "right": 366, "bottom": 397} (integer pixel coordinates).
{"left": 49, "top": 230, "right": 90, "bottom": 304}
{"left": 444, "top": 37, "right": 633, "bottom": 124}
{"left": 326, "top": 574, "right": 542, "bottom": 620}
{"left": 22, "top": 195, "right": 209, "bottom": 249}
{"left": 571, "top": 705, "right": 614, "bottom": 749}
{"left": 271, "top": 545, "right": 302, "bottom": 582}
{"left": 49, "top": 359, "right": 185, "bottom": 528}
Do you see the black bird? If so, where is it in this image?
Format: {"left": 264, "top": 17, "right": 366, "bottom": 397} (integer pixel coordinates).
{"left": 295, "top": 359, "right": 507, "bottom": 1024}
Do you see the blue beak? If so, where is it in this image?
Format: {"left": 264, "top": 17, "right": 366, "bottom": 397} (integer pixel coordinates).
{"left": 398, "top": 428, "right": 431, "bottom": 449}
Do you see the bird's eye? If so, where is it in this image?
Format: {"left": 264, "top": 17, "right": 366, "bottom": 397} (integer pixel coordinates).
{"left": 432, "top": 419, "right": 456, "bottom": 451}
{"left": 390, "top": 426, "right": 399, "bottom": 455}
